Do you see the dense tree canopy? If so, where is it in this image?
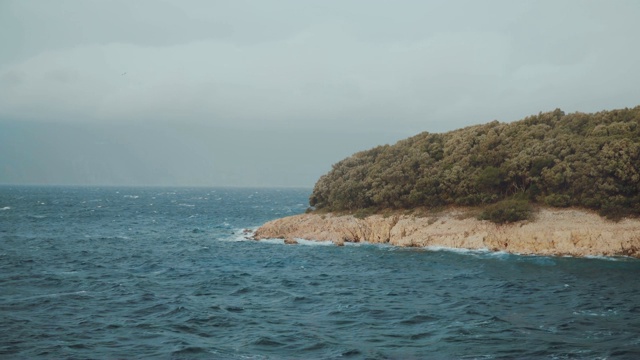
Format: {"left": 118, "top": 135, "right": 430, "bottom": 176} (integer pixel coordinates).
{"left": 310, "top": 106, "right": 640, "bottom": 220}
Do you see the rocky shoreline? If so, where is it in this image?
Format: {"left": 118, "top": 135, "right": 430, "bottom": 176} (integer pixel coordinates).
{"left": 253, "top": 208, "right": 640, "bottom": 258}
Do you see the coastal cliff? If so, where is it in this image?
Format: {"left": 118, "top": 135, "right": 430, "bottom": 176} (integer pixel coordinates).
{"left": 254, "top": 208, "right": 640, "bottom": 258}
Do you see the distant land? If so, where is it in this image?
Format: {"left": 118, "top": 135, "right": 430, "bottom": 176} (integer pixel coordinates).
{"left": 255, "top": 106, "right": 640, "bottom": 257}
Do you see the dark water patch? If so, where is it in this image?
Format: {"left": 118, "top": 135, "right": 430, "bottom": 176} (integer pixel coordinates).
{"left": 398, "top": 314, "right": 439, "bottom": 325}
{"left": 171, "top": 346, "right": 210, "bottom": 356}
{"left": 229, "top": 286, "right": 251, "bottom": 295}
{"left": 253, "top": 336, "right": 286, "bottom": 347}
{"left": 224, "top": 306, "right": 245, "bottom": 313}
{"left": 341, "top": 348, "right": 362, "bottom": 357}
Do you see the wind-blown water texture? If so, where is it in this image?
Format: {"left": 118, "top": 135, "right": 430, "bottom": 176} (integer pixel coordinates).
{"left": 1, "top": 186, "right": 639, "bottom": 359}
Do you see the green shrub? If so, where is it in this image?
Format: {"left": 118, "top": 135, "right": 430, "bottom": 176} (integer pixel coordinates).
{"left": 309, "top": 106, "right": 640, "bottom": 220}
{"left": 544, "top": 194, "right": 571, "bottom": 207}
{"left": 598, "top": 204, "right": 634, "bottom": 222}
{"left": 478, "top": 199, "right": 533, "bottom": 224}
{"left": 530, "top": 157, "right": 555, "bottom": 177}
{"left": 476, "top": 166, "right": 503, "bottom": 191}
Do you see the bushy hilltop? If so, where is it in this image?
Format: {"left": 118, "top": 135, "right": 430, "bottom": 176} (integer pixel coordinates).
{"left": 310, "top": 106, "right": 640, "bottom": 221}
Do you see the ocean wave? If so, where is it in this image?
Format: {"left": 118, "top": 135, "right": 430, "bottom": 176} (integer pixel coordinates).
{"left": 249, "top": 237, "right": 338, "bottom": 246}
{"left": 255, "top": 238, "right": 285, "bottom": 245}
{"left": 9, "top": 291, "right": 90, "bottom": 302}
{"left": 424, "top": 245, "right": 491, "bottom": 254}
{"left": 573, "top": 309, "right": 619, "bottom": 317}
{"left": 584, "top": 255, "right": 626, "bottom": 261}
{"left": 84, "top": 234, "right": 130, "bottom": 241}
{"left": 0, "top": 206, "right": 10, "bottom": 211}
{"left": 295, "top": 239, "right": 335, "bottom": 246}
{"left": 222, "top": 227, "right": 258, "bottom": 242}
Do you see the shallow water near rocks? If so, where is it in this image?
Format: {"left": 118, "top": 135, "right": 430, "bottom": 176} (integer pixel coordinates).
{"left": 1, "top": 186, "right": 639, "bottom": 359}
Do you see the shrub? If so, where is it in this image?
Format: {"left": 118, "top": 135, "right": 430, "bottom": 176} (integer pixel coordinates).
{"left": 479, "top": 199, "right": 533, "bottom": 224}
{"left": 544, "top": 194, "right": 571, "bottom": 207}
{"left": 309, "top": 106, "right": 640, "bottom": 220}
{"left": 598, "top": 204, "right": 635, "bottom": 222}
{"left": 476, "top": 166, "right": 503, "bottom": 191}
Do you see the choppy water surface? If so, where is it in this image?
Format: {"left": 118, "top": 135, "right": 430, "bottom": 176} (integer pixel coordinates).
{"left": 1, "top": 186, "right": 639, "bottom": 359}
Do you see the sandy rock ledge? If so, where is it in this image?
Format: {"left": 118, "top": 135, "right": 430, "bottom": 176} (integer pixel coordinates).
{"left": 253, "top": 208, "right": 640, "bottom": 258}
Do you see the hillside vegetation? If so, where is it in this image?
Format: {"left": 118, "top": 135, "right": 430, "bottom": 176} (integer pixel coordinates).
{"left": 309, "top": 107, "right": 640, "bottom": 222}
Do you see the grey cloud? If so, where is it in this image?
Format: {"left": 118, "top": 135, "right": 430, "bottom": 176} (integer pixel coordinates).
{"left": 1, "top": 0, "right": 639, "bottom": 186}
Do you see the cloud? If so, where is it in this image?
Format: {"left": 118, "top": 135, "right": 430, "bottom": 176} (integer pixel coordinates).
{"left": 1, "top": 0, "right": 639, "bottom": 135}
{"left": 0, "top": 27, "right": 513, "bottom": 131}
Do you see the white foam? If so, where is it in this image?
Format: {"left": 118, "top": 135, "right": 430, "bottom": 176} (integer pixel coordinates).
{"left": 234, "top": 234, "right": 338, "bottom": 246}
{"left": 584, "top": 255, "right": 624, "bottom": 261}
{"left": 257, "top": 238, "right": 286, "bottom": 245}
{"left": 123, "top": 195, "right": 139, "bottom": 199}
{"left": 17, "top": 290, "right": 89, "bottom": 301}
{"left": 482, "top": 250, "right": 512, "bottom": 257}
{"left": 572, "top": 309, "right": 618, "bottom": 317}
{"left": 221, "top": 227, "right": 258, "bottom": 242}
{"left": 333, "top": 240, "right": 393, "bottom": 249}
{"left": 295, "top": 239, "right": 335, "bottom": 246}
{"left": 0, "top": 206, "right": 10, "bottom": 211}
{"left": 424, "top": 245, "right": 492, "bottom": 255}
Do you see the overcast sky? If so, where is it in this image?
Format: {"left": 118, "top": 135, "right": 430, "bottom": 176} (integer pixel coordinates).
{"left": 1, "top": 0, "right": 639, "bottom": 187}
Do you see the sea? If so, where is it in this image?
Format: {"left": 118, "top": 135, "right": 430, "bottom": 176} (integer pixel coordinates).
{"left": 1, "top": 186, "right": 639, "bottom": 359}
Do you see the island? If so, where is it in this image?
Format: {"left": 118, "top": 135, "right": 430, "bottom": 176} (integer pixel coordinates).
{"left": 255, "top": 107, "right": 640, "bottom": 258}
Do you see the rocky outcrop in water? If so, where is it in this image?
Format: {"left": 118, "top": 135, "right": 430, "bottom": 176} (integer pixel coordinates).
{"left": 254, "top": 208, "right": 640, "bottom": 258}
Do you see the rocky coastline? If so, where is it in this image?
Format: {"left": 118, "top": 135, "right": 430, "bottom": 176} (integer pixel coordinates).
{"left": 253, "top": 208, "right": 640, "bottom": 258}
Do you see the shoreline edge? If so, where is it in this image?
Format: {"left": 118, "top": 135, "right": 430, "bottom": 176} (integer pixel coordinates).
{"left": 254, "top": 208, "right": 640, "bottom": 258}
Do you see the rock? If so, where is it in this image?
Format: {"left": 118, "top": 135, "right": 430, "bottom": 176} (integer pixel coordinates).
{"left": 284, "top": 237, "right": 298, "bottom": 245}
{"left": 253, "top": 208, "right": 640, "bottom": 258}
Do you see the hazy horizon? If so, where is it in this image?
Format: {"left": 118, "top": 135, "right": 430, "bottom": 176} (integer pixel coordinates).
{"left": 2, "top": 0, "right": 639, "bottom": 187}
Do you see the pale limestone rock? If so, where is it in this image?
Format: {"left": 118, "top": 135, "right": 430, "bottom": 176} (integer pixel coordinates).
{"left": 284, "top": 237, "right": 298, "bottom": 245}
{"left": 253, "top": 208, "right": 640, "bottom": 258}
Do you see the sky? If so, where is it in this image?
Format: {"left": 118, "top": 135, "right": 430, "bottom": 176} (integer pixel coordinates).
{"left": 1, "top": 0, "right": 639, "bottom": 187}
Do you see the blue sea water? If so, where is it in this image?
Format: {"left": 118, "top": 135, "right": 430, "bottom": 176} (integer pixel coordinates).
{"left": 1, "top": 186, "right": 639, "bottom": 359}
